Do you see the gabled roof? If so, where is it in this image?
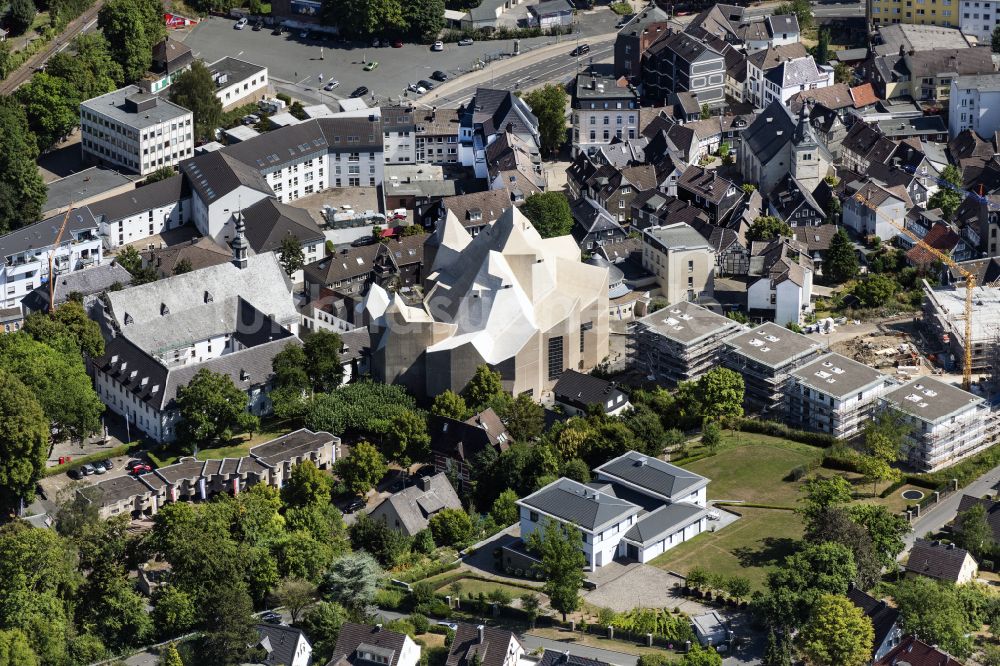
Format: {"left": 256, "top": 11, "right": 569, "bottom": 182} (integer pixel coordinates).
{"left": 747, "top": 42, "right": 808, "bottom": 70}
{"left": 331, "top": 624, "right": 410, "bottom": 666}
{"left": 180, "top": 150, "right": 273, "bottom": 204}
{"left": 442, "top": 190, "right": 512, "bottom": 229}
{"left": 846, "top": 587, "right": 900, "bottom": 657}
{"left": 553, "top": 370, "right": 629, "bottom": 412}
{"left": 22, "top": 262, "right": 132, "bottom": 312}
{"left": 905, "top": 47, "right": 994, "bottom": 79}
{"left": 622, "top": 502, "right": 709, "bottom": 544}
{"left": 764, "top": 56, "right": 828, "bottom": 89}
{"left": 0, "top": 207, "right": 100, "bottom": 259}
{"left": 240, "top": 197, "right": 324, "bottom": 253}
{"left": 906, "top": 539, "right": 977, "bottom": 582}
{"left": 373, "top": 472, "right": 462, "bottom": 534}
{"left": 447, "top": 624, "right": 522, "bottom": 666}
{"left": 468, "top": 88, "right": 539, "bottom": 139}
{"left": 678, "top": 165, "right": 737, "bottom": 205}
{"left": 769, "top": 175, "right": 825, "bottom": 223}
{"left": 766, "top": 14, "right": 798, "bottom": 35}
{"left": 90, "top": 174, "right": 188, "bottom": 223}
{"left": 571, "top": 197, "right": 623, "bottom": 236}
{"left": 595, "top": 450, "right": 709, "bottom": 499}
{"left": 850, "top": 83, "right": 879, "bottom": 108}
{"left": 538, "top": 650, "right": 610, "bottom": 666}
{"left": 742, "top": 101, "right": 796, "bottom": 165}
{"left": 518, "top": 477, "right": 641, "bottom": 532}
{"left": 905, "top": 222, "right": 960, "bottom": 266}
{"left": 430, "top": 408, "right": 511, "bottom": 463}
{"left": 792, "top": 224, "right": 838, "bottom": 252}
{"left": 788, "top": 83, "right": 854, "bottom": 113}
{"left": 256, "top": 623, "right": 310, "bottom": 666}
{"left": 304, "top": 235, "right": 427, "bottom": 286}
{"left": 953, "top": 494, "right": 1000, "bottom": 543}
{"left": 874, "top": 637, "right": 962, "bottom": 666}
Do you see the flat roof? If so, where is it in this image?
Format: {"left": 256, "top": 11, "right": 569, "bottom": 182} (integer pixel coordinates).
{"left": 882, "top": 377, "right": 984, "bottom": 424}
{"left": 81, "top": 85, "right": 191, "bottom": 129}
{"left": 622, "top": 501, "right": 708, "bottom": 544}
{"left": 208, "top": 56, "right": 266, "bottom": 86}
{"left": 250, "top": 428, "right": 335, "bottom": 466}
{"left": 925, "top": 284, "right": 1000, "bottom": 342}
{"left": 790, "top": 352, "right": 890, "bottom": 399}
{"left": 575, "top": 72, "right": 638, "bottom": 102}
{"left": 636, "top": 301, "right": 743, "bottom": 346}
{"left": 92, "top": 475, "right": 153, "bottom": 504}
{"left": 724, "top": 321, "right": 825, "bottom": 369}
{"left": 44, "top": 167, "right": 135, "bottom": 214}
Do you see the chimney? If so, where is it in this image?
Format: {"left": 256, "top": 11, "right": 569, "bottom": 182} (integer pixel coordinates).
{"left": 375, "top": 624, "right": 383, "bottom": 632}
{"left": 418, "top": 476, "right": 432, "bottom": 492}
{"left": 477, "top": 625, "right": 485, "bottom": 644}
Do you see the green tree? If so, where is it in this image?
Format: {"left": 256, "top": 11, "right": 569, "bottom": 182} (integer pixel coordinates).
{"left": 173, "top": 257, "right": 193, "bottom": 275}
{"left": 680, "top": 645, "right": 721, "bottom": 666}
{"left": 320, "top": 552, "right": 383, "bottom": 616}
{"left": 993, "top": 24, "right": 1000, "bottom": 53}
{"left": 69, "top": 634, "right": 107, "bottom": 664}
{"left": 801, "top": 594, "right": 874, "bottom": 666}
{"left": 695, "top": 367, "right": 744, "bottom": 420}
{"left": 17, "top": 72, "right": 80, "bottom": 151}
{"left": 199, "top": 584, "right": 259, "bottom": 665}
{"left": 349, "top": 513, "right": 411, "bottom": 565}
{"left": 428, "top": 508, "right": 473, "bottom": 546}
{"left": 279, "top": 234, "right": 305, "bottom": 277}
{"left": 520, "top": 191, "right": 574, "bottom": 238}
{"left": 140, "top": 165, "right": 176, "bottom": 184}
{"left": 800, "top": 476, "right": 853, "bottom": 529}
{"left": 701, "top": 419, "right": 722, "bottom": 452}
{"left": 114, "top": 244, "right": 158, "bottom": 284}
{"left": 503, "top": 392, "right": 544, "bottom": 441}
{"left": 463, "top": 365, "right": 505, "bottom": 410}
{"left": 175, "top": 368, "right": 249, "bottom": 449}
{"left": 851, "top": 274, "right": 899, "bottom": 308}
{"left": 0, "top": 332, "right": 103, "bottom": 440}
{"left": 23, "top": 300, "right": 104, "bottom": 359}
{"left": 336, "top": 441, "right": 387, "bottom": 496}
{"left": 304, "top": 330, "right": 343, "bottom": 392}
{"left": 521, "top": 593, "right": 540, "bottom": 627}
{"left": 955, "top": 503, "right": 995, "bottom": 560}
{"left": 775, "top": 0, "right": 813, "bottom": 28}
{"left": 170, "top": 61, "right": 223, "bottom": 143}
{"left": 491, "top": 489, "right": 520, "bottom": 526}
{"left": 8, "top": 0, "right": 37, "bottom": 35}
{"left": 765, "top": 541, "right": 857, "bottom": 628}
{"left": 0, "top": 99, "right": 47, "bottom": 236}
{"left": 299, "top": 602, "right": 347, "bottom": 662}
{"left": 81, "top": 574, "right": 154, "bottom": 649}
{"left": 152, "top": 587, "right": 197, "bottom": 639}
{"left": 383, "top": 410, "right": 431, "bottom": 466}
{"left": 848, "top": 503, "right": 909, "bottom": 570}
{"left": 431, "top": 390, "right": 470, "bottom": 420}
{"left": 929, "top": 164, "right": 964, "bottom": 221}
{"left": 160, "top": 643, "right": 184, "bottom": 666}
{"left": 524, "top": 84, "right": 568, "bottom": 157}
{"left": 894, "top": 577, "right": 974, "bottom": 657}
{"left": 403, "top": 0, "right": 444, "bottom": 40}
{"left": 0, "top": 370, "right": 48, "bottom": 514}
{"left": 48, "top": 34, "right": 123, "bottom": 97}
{"left": 412, "top": 528, "right": 435, "bottom": 554}
{"left": 528, "top": 519, "right": 586, "bottom": 620}
{"left": 763, "top": 630, "right": 791, "bottom": 666}
{"left": 98, "top": 0, "right": 165, "bottom": 83}
{"left": 825, "top": 229, "right": 858, "bottom": 283}
{"left": 815, "top": 29, "right": 830, "bottom": 65}
{"left": 323, "top": 0, "right": 405, "bottom": 35}
{"left": 807, "top": 508, "right": 881, "bottom": 590}
{"left": 282, "top": 459, "right": 334, "bottom": 508}
{"left": 0, "top": 629, "right": 39, "bottom": 666}
{"left": 271, "top": 577, "right": 317, "bottom": 624}
{"left": 747, "top": 216, "right": 793, "bottom": 242}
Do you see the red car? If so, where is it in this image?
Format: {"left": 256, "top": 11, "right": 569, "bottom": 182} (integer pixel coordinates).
{"left": 129, "top": 463, "right": 152, "bottom": 476}
{"left": 392, "top": 40, "right": 403, "bottom": 48}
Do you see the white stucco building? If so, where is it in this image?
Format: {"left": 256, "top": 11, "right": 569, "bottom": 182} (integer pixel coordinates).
{"left": 80, "top": 86, "right": 194, "bottom": 176}
{"left": 949, "top": 74, "right": 1000, "bottom": 140}
{"left": 516, "top": 451, "right": 710, "bottom": 568}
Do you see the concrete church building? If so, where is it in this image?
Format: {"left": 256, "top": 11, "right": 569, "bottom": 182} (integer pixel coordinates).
{"left": 370, "top": 207, "right": 610, "bottom": 398}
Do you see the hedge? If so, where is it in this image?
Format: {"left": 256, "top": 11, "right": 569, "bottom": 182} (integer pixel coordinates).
{"left": 722, "top": 417, "right": 839, "bottom": 448}
{"left": 715, "top": 502, "right": 796, "bottom": 511}
{"left": 44, "top": 441, "right": 142, "bottom": 477}
{"left": 395, "top": 560, "right": 460, "bottom": 583}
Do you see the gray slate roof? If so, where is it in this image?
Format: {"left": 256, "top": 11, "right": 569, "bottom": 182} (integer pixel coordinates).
{"left": 256, "top": 623, "right": 310, "bottom": 666}
{"left": 790, "top": 352, "right": 889, "bottom": 399}
{"left": 371, "top": 472, "right": 462, "bottom": 535}
{"left": 905, "top": 539, "right": 976, "bottom": 582}
{"left": 241, "top": 197, "right": 324, "bottom": 253}
{"left": 181, "top": 150, "right": 273, "bottom": 204}
{"left": 0, "top": 207, "right": 99, "bottom": 259}
{"left": 518, "top": 477, "right": 640, "bottom": 532}
{"left": 742, "top": 101, "right": 796, "bottom": 165}
{"left": 331, "top": 623, "right": 410, "bottom": 666}
{"left": 882, "top": 377, "right": 983, "bottom": 424}
{"left": 595, "top": 451, "right": 708, "bottom": 500}
{"left": 622, "top": 502, "right": 708, "bottom": 544}
{"left": 90, "top": 174, "right": 187, "bottom": 223}
{"left": 44, "top": 167, "right": 135, "bottom": 216}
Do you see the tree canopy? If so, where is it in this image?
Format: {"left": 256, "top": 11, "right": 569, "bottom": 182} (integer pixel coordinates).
{"left": 0, "top": 99, "right": 47, "bottom": 236}
{"left": 520, "top": 192, "right": 574, "bottom": 238}
{"left": 747, "top": 216, "right": 793, "bottom": 242}
{"left": 528, "top": 519, "right": 585, "bottom": 620}
{"left": 800, "top": 594, "right": 874, "bottom": 666}
{"left": 170, "top": 61, "right": 224, "bottom": 143}
{"left": 175, "top": 368, "right": 250, "bottom": 450}
{"left": 335, "top": 441, "right": 387, "bottom": 496}
{"left": 98, "top": 0, "right": 166, "bottom": 84}
{"left": 523, "top": 84, "right": 568, "bottom": 157}
{"left": 0, "top": 370, "right": 49, "bottom": 514}
{"left": 824, "top": 229, "right": 859, "bottom": 283}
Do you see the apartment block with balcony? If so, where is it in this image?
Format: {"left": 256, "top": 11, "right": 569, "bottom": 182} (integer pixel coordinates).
{"left": 881, "top": 377, "right": 991, "bottom": 472}
{"left": 632, "top": 301, "right": 744, "bottom": 387}
{"left": 723, "top": 321, "right": 826, "bottom": 414}
{"left": 787, "top": 352, "right": 896, "bottom": 439}
{"left": 0, "top": 207, "right": 102, "bottom": 311}
{"left": 80, "top": 86, "right": 194, "bottom": 176}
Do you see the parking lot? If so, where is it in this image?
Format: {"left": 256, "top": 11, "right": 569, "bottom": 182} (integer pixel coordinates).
{"left": 175, "top": 9, "right": 617, "bottom": 105}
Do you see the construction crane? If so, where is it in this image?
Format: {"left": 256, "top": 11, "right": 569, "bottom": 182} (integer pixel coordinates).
{"left": 853, "top": 192, "right": 974, "bottom": 390}
{"left": 48, "top": 206, "right": 73, "bottom": 311}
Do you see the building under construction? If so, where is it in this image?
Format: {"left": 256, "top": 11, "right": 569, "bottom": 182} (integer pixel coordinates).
{"left": 632, "top": 301, "right": 744, "bottom": 386}
{"left": 722, "top": 322, "right": 827, "bottom": 414}
{"left": 922, "top": 279, "right": 1000, "bottom": 375}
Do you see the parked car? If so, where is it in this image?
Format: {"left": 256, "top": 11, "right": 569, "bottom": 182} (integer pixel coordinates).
{"left": 234, "top": 17, "right": 248, "bottom": 29}
{"left": 323, "top": 80, "right": 340, "bottom": 91}
{"left": 418, "top": 79, "right": 435, "bottom": 90}
{"left": 350, "top": 86, "right": 369, "bottom": 98}
{"left": 363, "top": 61, "right": 378, "bottom": 71}
{"left": 67, "top": 467, "right": 82, "bottom": 480}
{"left": 570, "top": 43, "right": 590, "bottom": 56}
{"left": 129, "top": 463, "right": 152, "bottom": 476}
{"left": 436, "top": 621, "right": 459, "bottom": 631}
{"left": 431, "top": 70, "right": 448, "bottom": 81}
{"left": 98, "top": 459, "right": 114, "bottom": 471}
{"left": 272, "top": 24, "right": 284, "bottom": 34}
{"left": 260, "top": 612, "right": 282, "bottom": 624}
{"left": 407, "top": 82, "right": 427, "bottom": 94}
{"left": 252, "top": 20, "right": 263, "bottom": 30}
{"left": 392, "top": 40, "right": 403, "bottom": 48}
{"left": 372, "top": 38, "right": 382, "bottom": 47}
{"left": 351, "top": 235, "right": 377, "bottom": 247}
{"left": 345, "top": 498, "right": 367, "bottom": 512}
{"left": 431, "top": 40, "right": 444, "bottom": 51}
{"left": 93, "top": 463, "right": 107, "bottom": 475}
{"left": 80, "top": 463, "right": 96, "bottom": 476}
{"left": 458, "top": 37, "right": 474, "bottom": 46}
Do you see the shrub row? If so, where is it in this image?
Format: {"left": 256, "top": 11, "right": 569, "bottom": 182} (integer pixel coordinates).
{"left": 44, "top": 441, "right": 141, "bottom": 477}
{"left": 722, "top": 417, "right": 839, "bottom": 448}
{"left": 441, "top": 24, "right": 572, "bottom": 43}
{"left": 395, "top": 560, "right": 460, "bottom": 583}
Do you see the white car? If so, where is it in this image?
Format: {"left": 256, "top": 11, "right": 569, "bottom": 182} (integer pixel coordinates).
{"left": 235, "top": 17, "right": 248, "bottom": 29}
{"left": 407, "top": 83, "right": 426, "bottom": 94}
{"left": 431, "top": 40, "right": 444, "bottom": 51}
{"left": 324, "top": 80, "right": 340, "bottom": 91}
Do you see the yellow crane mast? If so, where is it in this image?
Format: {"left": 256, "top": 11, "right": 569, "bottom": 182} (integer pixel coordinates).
{"left": 48, "top": 206, "right": 73, "bottom": 311}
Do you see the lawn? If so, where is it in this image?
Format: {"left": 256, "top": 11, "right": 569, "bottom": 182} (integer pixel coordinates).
{"left": 149, "top": 422, "right": 295, "bottom": 466}
{"left": 650, "top": 507, "right": 804, "bottom": 591}
{"left": 682, "top": 431, "right": 825, "bottom": 507}
{"left": 435, "top": 576, "right": 537, "bottom": 600}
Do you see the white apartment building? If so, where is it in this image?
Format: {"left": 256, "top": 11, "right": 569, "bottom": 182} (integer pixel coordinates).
{"left": 382, "top": 105, "right": 417, "bottom": 164}
{"left": 90, "top": 175, "right": 191, "bottom": 249}
{"left": 572, "top": 71, "right": 640, "bottom": 156}
{"left": 949, "top": 73, "right": 1000, "bottom": 139}
{"left": 208, "top": 57, "right": 269, "bottom": 111}
{"left": 882, "top": 377, "right": 991, "bottom": 471}
{"left": 959, "top": 0, "right": 1000, "bottom": 41}
{"left": 787, "top": 352, "right": 896, "bottom": 439}
{"left": 762, "top": 56, "right": 835, "bottom": 107}
{"left": 0, "top": 208, "right": 103, "bottom": 311}
{"left": 80, "top": 86, "right": 194, "bottom": 176}
{"left": 516, "top": 451, "right": 710, "bottom": 568}
{"left": 642, "top": 222, "right": 716, "bottom": 305}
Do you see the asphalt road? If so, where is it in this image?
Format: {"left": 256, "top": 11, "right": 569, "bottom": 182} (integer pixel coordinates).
{"left": 177, "top": 7, "right": 619, "bottom": 107}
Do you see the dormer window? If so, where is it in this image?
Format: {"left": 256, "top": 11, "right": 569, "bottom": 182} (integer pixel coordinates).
{"left": 124, "top": 313, "right": 133, "bottom": 325}
{"left": 160, "top": 303, "right": 170, "bottom": 316}
{"left": 240, "top": 369, "right": 250, "bottom": 381}
{"left": 204, "top": 290, "right": 213, "bottom": 303}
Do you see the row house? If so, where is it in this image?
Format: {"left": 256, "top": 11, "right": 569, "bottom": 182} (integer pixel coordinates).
{"left": 572, "top": 70, "right": 640, "bottom": 156}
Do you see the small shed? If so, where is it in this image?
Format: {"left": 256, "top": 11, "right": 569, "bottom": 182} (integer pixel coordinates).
{"left": 691, "top": 611, "right": 730, "bottom": 648}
